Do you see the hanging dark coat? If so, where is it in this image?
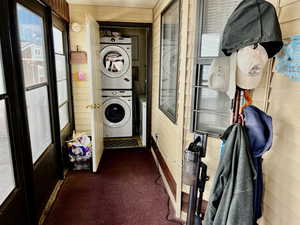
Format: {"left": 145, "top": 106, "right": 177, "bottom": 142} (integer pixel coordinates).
{"left": 221, "top": 0, "right": 283, "bottom": 58}
{"left": 204, "top": 124, "right": 257, "bottom": 225}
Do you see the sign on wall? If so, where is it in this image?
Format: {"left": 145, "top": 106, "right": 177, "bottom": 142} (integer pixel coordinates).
{"left": 275, "top": 34, "right": 300, "bottom": 82}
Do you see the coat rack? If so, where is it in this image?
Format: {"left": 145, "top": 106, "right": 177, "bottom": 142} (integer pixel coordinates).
{"left": 186, "top": 87, "right": 249, "bottom": 225}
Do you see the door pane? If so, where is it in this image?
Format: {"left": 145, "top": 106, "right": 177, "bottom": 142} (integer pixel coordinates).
{"left": 17, "top": 4, "right": 47, "bottom": 88}
{"left": 53, "top": 26, "right": 69, "bottom": 130}
{"left": 26, "top": 86, "right": 52, "bottom": 162}
{"left": 53, "top": 27, "right": 63, "bottom": 54}
{"left": 57, "top": 80, "right": 68, "bottom": 105}
{"left": 0, "top": 100, "right": 15, "bottom": 205}
{"left": 55, "top": 54, "right": 67, "bottom": 81}
{"left": 59, "top": 103, "right": 69, "bottom": 130}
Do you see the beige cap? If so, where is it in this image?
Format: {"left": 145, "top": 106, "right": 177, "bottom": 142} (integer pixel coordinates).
{"left": 208, "top": 52, "right": 237, "bottom": 99}
{"left": 236, "top": 44, "right": 268, "bottom": 89}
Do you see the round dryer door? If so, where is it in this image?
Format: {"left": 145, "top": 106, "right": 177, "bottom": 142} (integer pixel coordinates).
{"left": 100, "top": 45, "right": 130, "bottom": 78}
{"left": 103, "top": 98, "right": 131, "bottom": 128}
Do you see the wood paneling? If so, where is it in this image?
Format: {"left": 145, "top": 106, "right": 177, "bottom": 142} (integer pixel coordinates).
{"left": 152, "top": 0, "right": 191, "bottom": 217}
{"left": 43, "top": 0, "right": 69, "bottom": 21}
{"left": 252, "top": 1, "right": 300, "bottom": 224}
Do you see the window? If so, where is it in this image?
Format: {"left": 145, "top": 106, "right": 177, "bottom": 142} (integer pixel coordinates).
{"left": 53, "top": 26, "right": 69, "bottom": 130}
{"left": 0, "top": 44, "right": 16, "bottom": 205}
{"left": 192, "top": 0, "right": 242, "bottom": 135}
{"left": 159, "top": 0, "right": 180, "bottom": 123}
{"left": 17, "top": 4, "right": 52, "bottom": 162}
{"left": 34, "top": 48, "right": 42, "bottom": 57}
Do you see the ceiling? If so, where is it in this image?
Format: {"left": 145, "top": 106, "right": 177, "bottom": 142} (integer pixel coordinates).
{"left": 67, "top": 0, "right": 159, "bottom": 9}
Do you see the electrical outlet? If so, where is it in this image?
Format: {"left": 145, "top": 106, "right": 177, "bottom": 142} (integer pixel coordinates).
{"left": 155, "top": 133, "right": 159, "bottom": 141}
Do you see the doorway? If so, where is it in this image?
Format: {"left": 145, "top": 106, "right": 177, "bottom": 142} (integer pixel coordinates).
{"left": 98, "top": 22, "right": 152, "bottom": 151}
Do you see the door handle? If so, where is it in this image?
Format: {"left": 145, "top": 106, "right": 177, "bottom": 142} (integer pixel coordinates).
{"left": 86, "top": 104, "right": 102, "bottom": 109}
{"left": 86, "top": 104, "right": 94, "bottom": 109}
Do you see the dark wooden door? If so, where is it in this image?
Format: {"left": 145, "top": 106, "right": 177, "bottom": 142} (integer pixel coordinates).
{"left": 0, "top": 0, "right": 34, "bottom": 225}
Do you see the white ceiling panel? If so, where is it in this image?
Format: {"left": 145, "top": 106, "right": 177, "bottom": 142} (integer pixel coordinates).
{"left": 67, "top": 0, "right": 159, "bottom": 9}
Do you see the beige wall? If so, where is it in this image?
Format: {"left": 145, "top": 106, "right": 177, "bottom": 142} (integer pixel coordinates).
{"left": 151, "top": 0, "right": 190, "bottom": 217}
{"left": 182, "top": 0, "right": 300, "bottom": 224}
{"left": 70, "top": 5, "right": 153, "bottom": 23}
{"left": 252, "top": 1, "right": 300, "bottom": 224}
{"left": 69, "top": 5, "right": 153, "bottom": 134}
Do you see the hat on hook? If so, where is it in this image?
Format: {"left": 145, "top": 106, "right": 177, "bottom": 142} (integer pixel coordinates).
{"left": 222, "top": 0, "right": 283, "bottom": 58}
{"left": 236, "top": 44, "right": 268, "bottom": 89}
{"left": 208, "top": 52, "right": 237, "bottom": 99}
{"left": 243, "top": 105, "right": 273, "bottom": 156}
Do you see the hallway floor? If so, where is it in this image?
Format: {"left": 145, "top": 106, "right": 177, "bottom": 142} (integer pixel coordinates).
{"left": 43, "top": 149, "right": 180, "bottom": 225}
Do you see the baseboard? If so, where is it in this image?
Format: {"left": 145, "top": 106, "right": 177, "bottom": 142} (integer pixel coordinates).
{"left": 38, "top": 176, "right": 66, "bottom": 225}
{"left": 150, "top": 136, "right": 177, "bottom": 199}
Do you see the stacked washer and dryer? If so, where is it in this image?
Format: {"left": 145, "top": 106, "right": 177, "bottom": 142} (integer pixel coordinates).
{"left": 100, "top": 37, "right": 133, "bottom": 138}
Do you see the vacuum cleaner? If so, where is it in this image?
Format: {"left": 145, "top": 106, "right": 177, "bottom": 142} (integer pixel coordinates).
{"left": 183, "top": 134, "right": 209, "bottom": 225}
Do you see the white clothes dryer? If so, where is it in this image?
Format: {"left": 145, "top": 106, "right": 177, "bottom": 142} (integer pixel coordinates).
{"left": 100, "top": 37, "right": 132, "bottom": 89}
{"left": 102, "top": 90, "right": 132, "bottom": 137}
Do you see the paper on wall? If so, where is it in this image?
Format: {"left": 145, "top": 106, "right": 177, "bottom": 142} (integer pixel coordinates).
{"left": 275, "top": 34, "right": 300, "bottom": 82}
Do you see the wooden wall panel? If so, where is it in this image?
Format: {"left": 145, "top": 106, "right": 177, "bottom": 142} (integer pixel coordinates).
{"left": 253, "top": 1, "right": 300, "bottom": 224}
{"left": 152, "top": 0, "right": 190, "bottom": 218}
{"left": 43, "top": 0, "right": 70, "bottom": 21}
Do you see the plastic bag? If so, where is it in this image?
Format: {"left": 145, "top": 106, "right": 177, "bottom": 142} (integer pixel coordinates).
{"left": 66, "top": 133, "right": 92, "bottom": 170}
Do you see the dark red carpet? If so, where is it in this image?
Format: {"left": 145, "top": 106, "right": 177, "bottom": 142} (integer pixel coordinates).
{"left": 43, "top": 149, "right": 180, "bottom": 225}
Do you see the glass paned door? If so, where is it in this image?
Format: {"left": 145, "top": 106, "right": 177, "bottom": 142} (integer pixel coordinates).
{"left": 53, "top": 26, "right": 69, "bottom": 130}
{"left": 0, "top": 44, "right": 15, "bottom": 206}
{"left": 17, "top": 3, "right": 52, "bottom": 163}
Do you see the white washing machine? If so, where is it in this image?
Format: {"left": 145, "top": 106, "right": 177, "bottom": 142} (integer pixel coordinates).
{"left": 102, "top": 90, "right": 132, "bottom": 137}
{"left": 100, "top": 37, "right": 132, "bottom": 89}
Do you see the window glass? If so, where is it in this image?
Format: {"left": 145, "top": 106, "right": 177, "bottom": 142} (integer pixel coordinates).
{"left": 53, "top": 27, "right": 64, "bottom": 54}
{"left": 0, "top": 46, "right": 5, "bottom": 94}
{"left": 53, "top": 26, "right": 69, "bottom": 130}
{"left": 57, "top": 80, "right": 68, "bottom": 105}
{"left": 17, "top": 4, "right": 53, "bottom": 162}
{"left": 159, "top": 0, "right": 180, "bottom": 122}
{"left": 193, "top": 64, "right": 232, "bottom": 134}
{"left": 200, "top": 0, "right": 242, "bottom": 57}
{"left": 17, "top": 4, "right": 47, "bottom": 87}
{"left": 196, "top": 88, "right": 231, "bottom": 112}
{"left": 193, "top": 0, "right": 241, "bottom": 135}
{"left": 194, "top": 110, "right": 231, "bottom": 134}
{"left": 0, "top": 100, "right": 15, "bottom": 205}
{"left": 26, "top": 86, "right": 52, "bottom": 162}
{"left": 59, "top": 103, "right": 69, "bottom": 130}
{"left": 55, "top": 54, "right": 67, "bottom": 81}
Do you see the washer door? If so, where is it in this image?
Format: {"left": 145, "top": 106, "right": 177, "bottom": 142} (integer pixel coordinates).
{"left": 100, "top": 45, "right": 130, "bottom": 78}
{"left": 103, "top": 98, "right": 131, "bottom": 128}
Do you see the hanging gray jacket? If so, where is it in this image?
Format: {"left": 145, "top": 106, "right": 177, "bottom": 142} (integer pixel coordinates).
{"left": 221, "top": 0, "right": 283, "bottom": 58}
{"left": 204, "top": 124, "right": 257, "bottom": 225}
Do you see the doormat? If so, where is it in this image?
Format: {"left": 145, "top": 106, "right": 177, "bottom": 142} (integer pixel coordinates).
{"left": 104, "top": 138, "right": 139, "bottom": 149}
